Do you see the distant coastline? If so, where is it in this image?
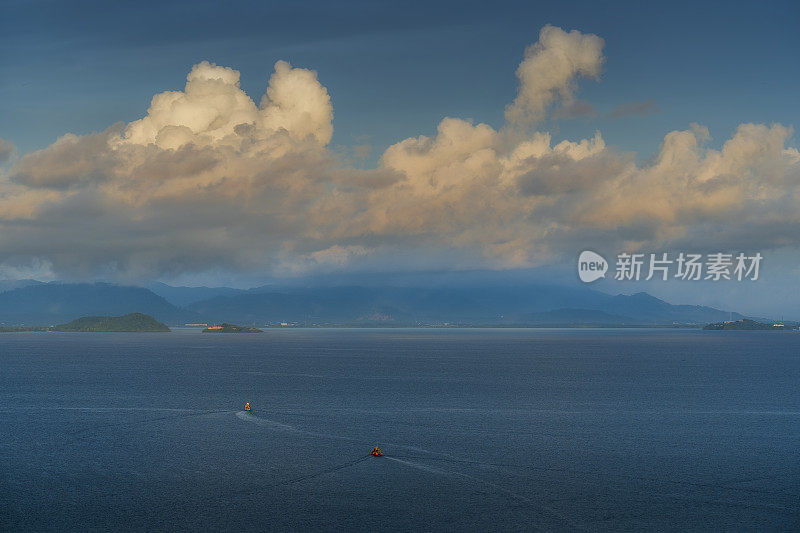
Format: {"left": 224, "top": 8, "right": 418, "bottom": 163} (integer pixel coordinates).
{"left": 0, "top": 281, "right": 775, "bottom": 329}
{"left": 703, "top": 319, "right": 797, "bottom": 331}
{"left": 203, "top": 323, "right": 262, "bottom": 333}
{"left": 0, "top": 313, "right": 170, "bottom": 332}
{"left": 1, "top": 281, "right": 797, "bottom": 331}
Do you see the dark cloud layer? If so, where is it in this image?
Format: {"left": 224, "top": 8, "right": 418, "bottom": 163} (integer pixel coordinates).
{"left": 609, "top": 98, "right": 660, "bottom": 118}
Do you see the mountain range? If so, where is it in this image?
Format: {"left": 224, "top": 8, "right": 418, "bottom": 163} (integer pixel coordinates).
{"left": 0, "top": 282, "right": 198, "bottom": 325}
{"left": 0, "top": 280, "right": 748, "bottom": 327}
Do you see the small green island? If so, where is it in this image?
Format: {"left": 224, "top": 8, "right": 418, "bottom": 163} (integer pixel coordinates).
{"left": 53, "top": 313, "right": 171, "bottom": 332}
{"left": 703, "top": 319, "right": 795, "bottom": 331}
{"left": 203, "top": 323, "right": 262, "bottom": 333}
{"left": 0, "top": 313, "right": 170, "bottom": 332}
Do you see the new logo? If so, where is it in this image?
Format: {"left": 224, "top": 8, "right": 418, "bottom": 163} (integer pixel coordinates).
{"left": 578, "top": 250, "right": 608, "bottom": 283}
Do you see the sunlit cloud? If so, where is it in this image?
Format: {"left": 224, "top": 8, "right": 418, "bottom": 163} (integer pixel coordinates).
{"left": 505, "top": 25, "right": 604, "bottom": 125}
{"left": 0, "top": 25, "right": 798, "bottom": 281}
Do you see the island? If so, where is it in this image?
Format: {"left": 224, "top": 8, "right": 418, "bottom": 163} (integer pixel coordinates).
{"left": 203, "top": 323, "right": 262, "bottom": 333}
{"left": 703, "top": 319, "right": 795, "bottom": 331}
{"left": 53, "top": 313, "right": 171, "bottom": 332}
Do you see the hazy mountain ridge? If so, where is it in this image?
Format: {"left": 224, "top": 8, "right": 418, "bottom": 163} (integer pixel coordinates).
{"left": 184, "top": 284, "right": 745, "bottom": 326}
{"left": 146, "top": 282, "right": 247, "bottom": 307}
{"left": 0, "top": 279, "right": 44, "bottom": 293}
{"left": 0, "top": 283, "right": 198, "bottom": 325}
{"left": 0, "top": 281, "right": 747, "bottom": 326}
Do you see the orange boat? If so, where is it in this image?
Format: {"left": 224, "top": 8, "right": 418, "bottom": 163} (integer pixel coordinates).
{"left": 370, "top": 446, "right": 383, "bottom": 457}
{"left": 244, "top": 402, "right": 251, "bottom": 411}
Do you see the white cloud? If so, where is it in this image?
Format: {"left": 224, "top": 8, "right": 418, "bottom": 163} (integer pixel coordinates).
{"left": 0, "top": 26, "right": 798, "bottom": 281}
{"left": 119, "top": 60, "right": 332, "bottom": 150}
{"left": 505, "top": 25, "right": 604, "bottom": 125}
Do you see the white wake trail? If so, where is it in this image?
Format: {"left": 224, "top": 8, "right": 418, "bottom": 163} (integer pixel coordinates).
{"left": 384, "top": 456, "right": 588, "bottom": 532}
{"left": 235, "top": 411, "right": 299, "bottom": 432}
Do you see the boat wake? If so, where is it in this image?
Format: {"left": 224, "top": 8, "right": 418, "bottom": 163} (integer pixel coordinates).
{"left": 68, "top": 409, "right": 233, "bottom": 438}
{"left": 383, "top": 456, "right": 457, "bottom": 477}
{"left": 383, "top": 455, "right": 587, "bottom": 532}
{"left": 235, "top": 411, "right": 299, "bottom": 432}
{"left": 233, "top": 411, "right": 456, "bottom": 457}
{"left": 1, "top": 406, "right": 194, "bottom": 412}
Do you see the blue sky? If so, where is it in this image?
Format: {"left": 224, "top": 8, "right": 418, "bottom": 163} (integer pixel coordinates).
{"left": 2, "top": 0, "right": 798, "bottom": 160}
{"left": 1, "top": 0, "right": 800, "bottom": 317}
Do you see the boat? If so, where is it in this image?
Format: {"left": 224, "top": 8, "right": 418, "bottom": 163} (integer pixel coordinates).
{"left": 244, "top": 402, "right": 251, "bottom": 411}
{"left": 370, "top": 446, "right": 383, "bottom": 457}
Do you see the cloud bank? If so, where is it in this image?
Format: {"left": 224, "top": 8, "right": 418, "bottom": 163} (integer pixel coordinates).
{"left": 1, "top": 25, "right": 798, "bottom": 280}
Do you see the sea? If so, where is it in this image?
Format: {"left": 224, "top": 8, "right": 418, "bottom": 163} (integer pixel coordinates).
{"left": 1, "top": 328, "right": 798, "bottom": 531}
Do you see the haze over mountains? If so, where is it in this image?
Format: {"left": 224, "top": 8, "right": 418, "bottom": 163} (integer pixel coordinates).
{"left": 0, "top": 282, "right": 198, "bottom": 325}
{"left": 0, "top": 278, "right": 749, "bottom": 327}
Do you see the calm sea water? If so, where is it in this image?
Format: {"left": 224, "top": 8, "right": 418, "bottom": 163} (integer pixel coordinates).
{"left": 1, "top": 328, "right": 798, "bottom": 531}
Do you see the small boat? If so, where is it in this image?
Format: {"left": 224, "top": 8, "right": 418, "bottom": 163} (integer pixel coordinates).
{"left": 244, "top": 402, "right": 251, "bottom": 411}
{"left": 370, "top": 446, "right": 383, "bottom": 457}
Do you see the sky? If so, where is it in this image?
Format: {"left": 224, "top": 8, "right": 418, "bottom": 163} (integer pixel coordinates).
{"left": 1, "top": 0, "right": 800, "bottom": 315}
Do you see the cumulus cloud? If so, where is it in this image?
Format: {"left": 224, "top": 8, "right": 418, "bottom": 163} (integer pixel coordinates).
{"left": 505, "top": 25, "right": 604, "bottom": 125}
{"left": 0, "top": 25, "right": 798, "bottom": 281}
{"left": 119, "top": 60, "right": 332, "bottom": 150}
